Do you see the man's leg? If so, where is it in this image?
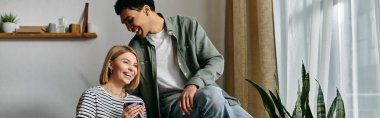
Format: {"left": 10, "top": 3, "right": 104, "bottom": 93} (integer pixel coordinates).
{"left": 225, "top": 102, "right": 253, "bottom": 118}
{"left": 169, "top": 86, "right": 227, "bottom": 118}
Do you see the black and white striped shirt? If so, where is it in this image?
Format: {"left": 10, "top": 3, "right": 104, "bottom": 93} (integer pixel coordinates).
{"left": 76, "top": 86, "right": 146, "bottom": 118}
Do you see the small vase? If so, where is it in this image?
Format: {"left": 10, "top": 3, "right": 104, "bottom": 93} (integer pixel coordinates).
{"left": 2, "top": 22, "right": 17, "bottom": 33}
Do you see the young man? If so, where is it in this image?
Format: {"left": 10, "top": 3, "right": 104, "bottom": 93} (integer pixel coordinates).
{"left": 114, "top": 0, "right": 253, "bottom": 118}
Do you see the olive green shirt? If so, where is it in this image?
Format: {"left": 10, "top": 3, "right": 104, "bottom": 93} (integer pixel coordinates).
{"left": 128, "top": 13, "right": 239, "bottom": 118}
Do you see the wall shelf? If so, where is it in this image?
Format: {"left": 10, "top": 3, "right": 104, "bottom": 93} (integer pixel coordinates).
{"left": 0, "top": 33, "right": 97, "bottom": 39}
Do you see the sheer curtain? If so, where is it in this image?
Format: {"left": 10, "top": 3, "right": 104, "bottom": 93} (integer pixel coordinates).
{"left": 273, "top": 0, "right": 380, "bottom": 117}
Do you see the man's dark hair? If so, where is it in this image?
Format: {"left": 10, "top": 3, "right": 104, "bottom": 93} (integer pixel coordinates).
{"left": 114, "top": 0, "right": 155, "bottom": 15}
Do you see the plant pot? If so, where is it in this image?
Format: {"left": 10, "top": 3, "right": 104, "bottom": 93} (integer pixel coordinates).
{"left": 2, "top": 22, "right": 17, "bottom": 33}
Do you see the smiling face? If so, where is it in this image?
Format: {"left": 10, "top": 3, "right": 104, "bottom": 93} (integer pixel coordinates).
{"left": 120, "top": 6, "right": 150, "bottom": 38}
{"left": 109, "top": 52, "right": 138, "bottom": 85}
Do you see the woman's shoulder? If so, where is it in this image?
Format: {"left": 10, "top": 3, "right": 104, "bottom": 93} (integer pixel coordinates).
{"left": 81, "top": 86, "right": 103, "bottom": 95}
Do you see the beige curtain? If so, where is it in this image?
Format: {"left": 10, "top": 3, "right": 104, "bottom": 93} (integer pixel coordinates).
{"left": 225, "top": 0, "right": 277, "bottom": 117}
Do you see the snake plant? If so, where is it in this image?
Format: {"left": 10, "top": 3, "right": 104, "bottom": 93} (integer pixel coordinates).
{"left": 246, "top": 64, "right": 345, "bottom": 118}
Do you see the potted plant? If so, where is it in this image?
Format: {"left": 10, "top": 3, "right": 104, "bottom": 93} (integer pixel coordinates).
{"left": 246, "top": 64, "right": 345, "bottom": 118}
{"left": 1, "top": 13, "right": 18, "bottom": 33}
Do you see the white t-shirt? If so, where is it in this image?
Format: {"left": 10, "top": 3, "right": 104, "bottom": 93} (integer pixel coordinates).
{"left": 147, "top": 29, "right": 187, "bottom": 114}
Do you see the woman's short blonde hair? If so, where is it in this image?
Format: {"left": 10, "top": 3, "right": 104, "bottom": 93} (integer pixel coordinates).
{"left": 99, "top": 45, "right": 140, "bottom": 90}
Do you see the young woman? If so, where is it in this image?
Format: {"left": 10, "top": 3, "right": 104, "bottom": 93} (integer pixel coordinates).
{"left": 76, "top": 45, "right": 146, "bottom": 118}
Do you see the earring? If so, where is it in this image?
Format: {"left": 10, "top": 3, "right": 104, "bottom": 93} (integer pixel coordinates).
{"left": 109, "top": 68, "right": 113, "bottom": 74}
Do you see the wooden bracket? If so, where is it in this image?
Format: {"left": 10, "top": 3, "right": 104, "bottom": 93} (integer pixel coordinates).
{"left": 81, "top": 3, "right": 89, "bottom": 34}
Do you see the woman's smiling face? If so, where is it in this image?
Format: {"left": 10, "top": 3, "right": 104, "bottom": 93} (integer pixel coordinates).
{"left": 110, "top": 52, "right": 138, "bottom": 85}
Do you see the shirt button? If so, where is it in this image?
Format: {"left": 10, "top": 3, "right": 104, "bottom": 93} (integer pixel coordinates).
{"left": 184, "top": 73, "right": 187, "bottom": 75}
{"left": 179, "top": 63, "right": 181, "bottom": 66}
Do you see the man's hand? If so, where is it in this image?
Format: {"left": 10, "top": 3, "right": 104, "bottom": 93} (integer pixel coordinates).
{"left": 179, "top": 84, "right": 198, "bottom": 116}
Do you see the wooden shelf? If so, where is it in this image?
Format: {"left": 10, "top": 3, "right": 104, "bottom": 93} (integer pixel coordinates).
{"left": 0, "top": 33, "right": 97, "bottom": 39}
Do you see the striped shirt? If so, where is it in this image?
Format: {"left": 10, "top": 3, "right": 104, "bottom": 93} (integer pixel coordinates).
{"left": 76, "top": 86, "right": 147, "bottom": 118}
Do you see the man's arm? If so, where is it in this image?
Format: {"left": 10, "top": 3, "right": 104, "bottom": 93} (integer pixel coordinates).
{"left": 186, "top": 19, "right": 224, "bottom": 89}
{"left": 180, "top": 18, "right": 224, "bottom": 115}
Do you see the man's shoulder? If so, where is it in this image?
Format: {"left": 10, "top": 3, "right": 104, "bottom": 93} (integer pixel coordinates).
{"left": 170, "top": 15, "right": 196, "bottom": 20}
{"left": 167, "top": 15, "right": 198, "bottom": 25}
{"left": 129, "top": 36, "right": 143, "bottom": 46}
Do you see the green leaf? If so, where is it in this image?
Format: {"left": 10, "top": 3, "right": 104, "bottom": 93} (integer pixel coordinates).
{"left": 300, "top": 68, "right": 310, "bottom": 117}
{"left": 301, "top": 73, "right": 310, "bottom": 105}
{"left": 278, "top": 93, "right": 292, "bottom": 118}
{"left": 269, "top": 90, "right": 286, "bottom": 118}
{"left": 292, "top": 97, "right": 303, "bottom": 118}
{"left": 1, "top": 13, "right": 18, "bottom": 23}
{"left": 327, "top": 95, "right": 337, "bottom": 118}
{"left": 245, "top": 79, "right": 278, "bottom": 118}
{"left": 305, "top": 98, "right": 313, "bottom": 118}
{"left": 247, "top": 63, "right": 345, "bottom": 118}
{"left": 327, "top": 89, "right": 346, "bottom": 118}
{"left": 335, "top": 89, "right": 345, "bottom": 118}
{"left": 302, "top": 63, "right": 306, "bottom": 79}
{"left": 316, "top": 82, "right": 326, "bottom": 118}
{"left": 274, "top": 73, "right": 280, "bottom": 92}
{"left": 292, "top": 80, "right": 303, "bottom": 118}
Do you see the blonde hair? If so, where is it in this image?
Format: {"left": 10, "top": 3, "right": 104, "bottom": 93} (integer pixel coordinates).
{"left": 99, "top": 45, "right": 140, "bottom": 89}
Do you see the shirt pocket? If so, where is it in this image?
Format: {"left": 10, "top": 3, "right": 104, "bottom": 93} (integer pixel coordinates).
{"left": 139, "top": 60, "right": 150, "bottom": 81}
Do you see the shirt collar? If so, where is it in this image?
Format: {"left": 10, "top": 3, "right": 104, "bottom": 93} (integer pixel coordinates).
{"left": 158, "top": 13, "right": 175, "bottom": 36}
{"left": 143, "top": 13, "right": 175, "bottom": 45}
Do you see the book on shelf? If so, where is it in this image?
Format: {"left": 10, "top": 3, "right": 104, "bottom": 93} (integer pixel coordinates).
{"left": 16, "top": 26, "right": 46, "bottom": 34}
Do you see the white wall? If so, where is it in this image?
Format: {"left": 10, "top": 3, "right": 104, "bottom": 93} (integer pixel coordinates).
{"left": 0, "top": 0, "right": 225, "bottom": 117}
